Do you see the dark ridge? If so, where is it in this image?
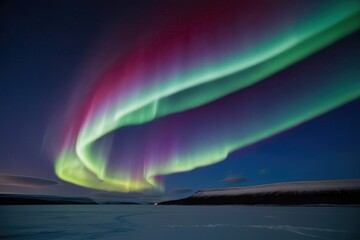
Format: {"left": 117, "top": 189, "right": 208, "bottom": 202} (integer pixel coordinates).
{"left": 158, "top": 179, "right": 360, "bottom": 205}
{"left": 0, "top": 194, "right": 98, "bottom": 205}
{"left": 99, "top": 201, "right": 139, "bottom": 205}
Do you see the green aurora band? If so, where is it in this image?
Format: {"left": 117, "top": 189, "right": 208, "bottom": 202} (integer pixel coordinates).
{"left": 56, "top": 2, "right": 360, "bottom": 192}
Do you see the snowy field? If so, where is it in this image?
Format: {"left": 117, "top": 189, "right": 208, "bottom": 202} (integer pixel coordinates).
{"left": 0, "top": 205, "right": 359, "bottom": 240}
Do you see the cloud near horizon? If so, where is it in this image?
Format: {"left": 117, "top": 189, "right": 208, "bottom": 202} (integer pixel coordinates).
{"left": 220, "top": 176, "right": 247, "bottom": 184}
{"left": 0, "top": 173, "right": 60, "bottom": 188}
{"left": 169, "top": 188, "right": 193, "bottom": 194}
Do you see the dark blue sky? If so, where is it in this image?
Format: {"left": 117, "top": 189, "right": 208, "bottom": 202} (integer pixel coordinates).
{"left": 0, "top": 0, "right": 359, "bottom": 201}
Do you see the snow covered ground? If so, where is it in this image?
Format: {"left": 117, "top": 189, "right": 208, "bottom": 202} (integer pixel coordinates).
{"left": 0, "top": 205, "right": 359, "bottom": 240}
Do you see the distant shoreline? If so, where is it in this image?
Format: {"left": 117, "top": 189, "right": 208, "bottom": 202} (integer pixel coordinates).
{"left": 2, "top": 179, "right": 359, "bottom": 206}
{"left": 158, "top": 179, "right": 360, "bottom": 206}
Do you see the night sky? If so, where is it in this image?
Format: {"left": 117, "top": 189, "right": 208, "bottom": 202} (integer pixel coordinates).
{"left": 0, "top": 0, "right": 359, "bottom": 202}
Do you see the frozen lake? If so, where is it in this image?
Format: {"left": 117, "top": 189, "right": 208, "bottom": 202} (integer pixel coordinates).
{"left": 0, "top": 205, "right": 359, "bottom": 240}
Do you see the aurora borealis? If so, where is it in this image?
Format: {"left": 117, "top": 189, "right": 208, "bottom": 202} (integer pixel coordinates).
{"left": 53, "top": 1, "right": 360, "bottom": 192}
{"left": 1, "top": 0, "right": 360, "bottom": 199}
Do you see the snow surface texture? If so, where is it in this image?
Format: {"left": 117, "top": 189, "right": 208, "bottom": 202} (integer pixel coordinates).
{"left": 0, "top": 205, "right": 359, "bottom": 240}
